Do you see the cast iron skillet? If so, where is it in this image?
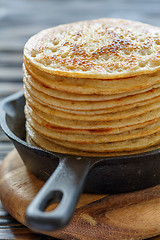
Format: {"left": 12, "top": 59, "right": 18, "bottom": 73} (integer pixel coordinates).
{"left": 1, "top": 90, "right": 160, "bottom": 232}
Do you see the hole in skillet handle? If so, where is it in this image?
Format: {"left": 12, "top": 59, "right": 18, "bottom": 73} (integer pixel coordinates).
{"left": 25, "top": 155, "right": 92, "bottom": 232}
{"left": 44, "top": 191, "right": 63, "bottom": 212}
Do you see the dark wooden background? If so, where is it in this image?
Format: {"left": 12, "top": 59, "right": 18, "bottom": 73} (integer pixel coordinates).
{"left": 1, "top": 0, "right": 160, "bottom": 239}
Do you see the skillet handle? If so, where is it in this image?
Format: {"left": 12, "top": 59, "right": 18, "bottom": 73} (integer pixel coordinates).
{"left": 26, "top": 156, "right": 91, "bottom": 232}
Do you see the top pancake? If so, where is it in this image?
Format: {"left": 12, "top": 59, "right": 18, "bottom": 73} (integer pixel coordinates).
{"left": 24, "top": 18, "right": 160, "bottom": 79}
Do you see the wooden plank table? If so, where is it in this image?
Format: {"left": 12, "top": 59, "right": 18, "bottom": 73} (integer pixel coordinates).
{"left": 1, "top": 0, "right": 160, "bottom": 239}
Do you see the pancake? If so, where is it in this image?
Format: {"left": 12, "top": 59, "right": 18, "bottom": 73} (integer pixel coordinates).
{"left": 23, "top": 65, "right": 160, "bottom": 102}
{"left": 25, "top": 103, "right": 160, "bottom": 130}
{"left": 25, "top": 104, "right": 160, "bottom": 135}
{"left": 24, "top": 79, "right": 160, "bottom": 111}
{"left": 24, "top": 60, "right": 160, "bottom": 95}
{"left": 26, "top": 112, "right": 160, "bottom": 143}
{"left": 24, "top": 87, "right": 160, "bottom": 115}
{"left": 24, "top": 18, "right": 160, "bottom": 79}
{"left": 26, "top": 122, "right": 160, "bottom": 157}
{"left": 25, "top": 90, "right": 160, "bottom": 121}
{"left": 48, "top": 131, "right": 160, "bottom": 152}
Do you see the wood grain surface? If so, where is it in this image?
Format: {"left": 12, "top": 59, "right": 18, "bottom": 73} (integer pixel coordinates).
{"left": 1, "top": 0, "right": 160, "bottom": 239}
{"left": 2, "top": 149, "right": 160, "bottom": 240}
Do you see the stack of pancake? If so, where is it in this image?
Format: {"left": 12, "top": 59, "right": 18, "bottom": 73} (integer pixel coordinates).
{"left": 23, "top": 18, "right": 160, "bottom": 156}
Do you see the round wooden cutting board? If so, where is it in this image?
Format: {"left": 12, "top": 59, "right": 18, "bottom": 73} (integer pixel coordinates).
{"left": 1, "top": 149, "right": 160, "bottom": 240}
